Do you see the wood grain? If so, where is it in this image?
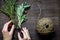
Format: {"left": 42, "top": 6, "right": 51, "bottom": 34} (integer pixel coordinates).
{"left": 0, "top": 0, "right": 60, "bottom": 40}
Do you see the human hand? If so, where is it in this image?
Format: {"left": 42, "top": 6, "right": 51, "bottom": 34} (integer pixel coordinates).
{"left": 2, "top": 21, "right": 15, "bottom": 40}
{"left": 18, "top": 27, "right": 31, "bottom": 40}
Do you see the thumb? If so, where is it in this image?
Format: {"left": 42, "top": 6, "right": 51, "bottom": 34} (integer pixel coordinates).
{"left": 9, "top": 25, "right": 15, "bottom": 34}
{"left": 18, "top": 32, "right": 22, "bottom": 40}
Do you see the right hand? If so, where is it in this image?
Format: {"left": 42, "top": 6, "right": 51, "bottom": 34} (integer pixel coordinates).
{"left": 18, "top": 27, "right": 31, "bottom": 40}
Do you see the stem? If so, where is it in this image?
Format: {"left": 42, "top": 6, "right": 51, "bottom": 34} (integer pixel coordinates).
{"left": 10, "top": 16, "right": 17, "bottom": 28}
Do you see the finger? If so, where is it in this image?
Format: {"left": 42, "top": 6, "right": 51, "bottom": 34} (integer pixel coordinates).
{"left": 18, "top": 32, "right": 22, "bottom": 40}
{"left": 22, "top": 27, "right": 27, "bottom": 31}
{"left": 22, "top": 27, "right": 30, "bottom": 39}
{"left": 25, "top": 28, "right": 31, "bottom": 39}
{"left": 24, "top": 27, "right": 27, "bottom": 29}
{"left": 21, "top": 31, "right": 27, "bottom": 39}
{"left": 8, "top": 22, "right": 13, "bottom": 27}
{"left": 22, "top": 27, "right": 26, "bottom": 32}
{"left": 9, "top": 25, "right": 15, "bottom": 34}
{"left": 22, "top": 27, "right": 28, "bottom": 34}
{"left": 5, "top": 20, "right": 12, "bottom": 26}
{"left": 5, "top": 21, "right": 12, "bottom": 30}
{"left": 2, "top": 20, "right": 12, "bottom": 31}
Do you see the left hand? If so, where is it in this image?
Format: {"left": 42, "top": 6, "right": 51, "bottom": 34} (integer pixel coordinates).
{"left": 18, "top": 27, "right": 31, "bottom": 40}
{"left": 2, "top": 20, "right": 15, "bottom": 40}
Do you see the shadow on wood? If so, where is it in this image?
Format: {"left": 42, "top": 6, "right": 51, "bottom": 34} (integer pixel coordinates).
{"left": 37, "top": 31, "right": 56, "bottom": 40}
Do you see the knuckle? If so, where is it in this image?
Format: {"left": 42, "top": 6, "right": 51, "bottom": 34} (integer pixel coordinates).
{"left": 5, "top": 22, "right": 8, "bottom": 24}
{"left": 24, "top": 37, "right": 28, "bottom": 40}
{"left": 26, "top": 30, "right": 28, "bottom": 32}
{"left": 2, "top": 30, "right": 7, "bottom": 33}
{"left": 4, "top": 24, "right": 7, "bottom": 27}
{"left": 4, "top": 23, "right": 7, "bottom": 25}
{"left": 4, "top": 22, "right": 8, "bottom": 26}
{"left": 28, "top": 38, "right": 31, "bottom": 40}
{"left": 2, "top": 29, "right": 4, "bottom": 33}
{"left": 2, "top": 30, "right": 3, "bottom": 33}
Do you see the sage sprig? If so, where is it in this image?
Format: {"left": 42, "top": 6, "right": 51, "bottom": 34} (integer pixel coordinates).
{"left": 0, "top": 0, "right": 30, "bottom": 29}
{"left": 16, "top": 2, "right": 30, "bottom": 28}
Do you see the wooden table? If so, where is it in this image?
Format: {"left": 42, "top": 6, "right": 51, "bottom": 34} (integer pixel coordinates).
{"left": 0, "top": 0, "right": 60, "bottom": 40}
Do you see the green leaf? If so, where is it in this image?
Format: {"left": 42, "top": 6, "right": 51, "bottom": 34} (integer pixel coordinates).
{"left": 16, "top": 2, "right": 30, "bottom": 28}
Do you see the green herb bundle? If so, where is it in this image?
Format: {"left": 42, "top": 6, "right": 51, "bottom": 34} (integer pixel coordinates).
{"left": 0, "top": 0, "right": 16, "bottom": 27}
{"left": 16, "top": 2, "right": 30, "bottom": 28}
{"left": 0, "top": 0, "right": 30, "bottom": 28}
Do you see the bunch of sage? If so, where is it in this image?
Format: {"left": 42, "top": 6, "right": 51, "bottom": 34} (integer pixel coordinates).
{"left": 0, "top": 0, "right": 30, "bottom": 28}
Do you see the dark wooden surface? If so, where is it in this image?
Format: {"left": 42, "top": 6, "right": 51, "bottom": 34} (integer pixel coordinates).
{"left": 0, "top": 0, "right": 60, "bottom": 40}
